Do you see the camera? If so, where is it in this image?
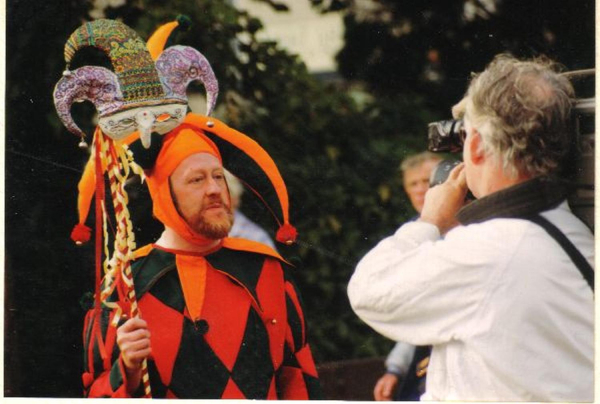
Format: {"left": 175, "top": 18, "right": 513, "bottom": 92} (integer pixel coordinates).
{"left": 429, "top": 159, "right": 461, "bottom": 187}
{"left": 427, "top": 120, "right": 466, "bottom": 153}
{"left": 429, "top": 158, "right": 476, "bottom": 201}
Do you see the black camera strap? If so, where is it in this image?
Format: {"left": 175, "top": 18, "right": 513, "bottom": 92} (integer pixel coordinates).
{"left": 456, "top": 177, "right": 593, "bottom": 292}
{"left": 526, "top": 214, "right": 594, "bottom": 292}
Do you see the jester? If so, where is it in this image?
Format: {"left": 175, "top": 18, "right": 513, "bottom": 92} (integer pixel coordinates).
{"left": 54, "top": 17, "right": 321, "bottom": 399}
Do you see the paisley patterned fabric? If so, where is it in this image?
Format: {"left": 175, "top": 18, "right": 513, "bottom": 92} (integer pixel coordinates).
{"left": 156, "top": 46, "right": 219, "bottom": 115}
{"left": 54, "top": 66, "right": 124, "bottom": 137}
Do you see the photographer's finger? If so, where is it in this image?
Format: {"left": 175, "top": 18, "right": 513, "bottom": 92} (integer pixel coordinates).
{"left": 456, "top": 165, "right": 467, "bottom": 188}
{"left": 448, "top": 162, "right": 465, "bottom": 181}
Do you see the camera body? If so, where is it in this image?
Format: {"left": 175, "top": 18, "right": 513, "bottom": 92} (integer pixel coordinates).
{"left": 427, "top": 120, "right": 466, "bottom": 153}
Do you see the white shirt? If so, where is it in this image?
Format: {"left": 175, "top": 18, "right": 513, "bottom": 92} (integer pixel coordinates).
{"left": 348, "top": 202, "right": 594, "bottom": 401}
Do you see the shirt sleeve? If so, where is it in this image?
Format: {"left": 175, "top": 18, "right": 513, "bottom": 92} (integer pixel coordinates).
{"left": 385, "top": 341, "right": 416, "bottom": 376}
{"left": 82, "top": 306, "right": 141, "bottom": 398}
{"left": 348, "top": 221, "right": 493, "bottom": 346}
{"left": 276, "top": 274, "right": 323, "bottom": 399}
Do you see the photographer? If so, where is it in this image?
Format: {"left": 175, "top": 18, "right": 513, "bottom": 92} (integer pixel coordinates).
{"left": 348, "top": 55, "right": 593, "bottom": 401}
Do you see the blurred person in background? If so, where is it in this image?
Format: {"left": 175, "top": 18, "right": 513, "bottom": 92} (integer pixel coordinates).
{"left": 225, "top": 170, "right": 276, "bottom": 249}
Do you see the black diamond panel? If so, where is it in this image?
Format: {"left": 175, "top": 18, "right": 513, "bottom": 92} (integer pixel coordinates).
{"left": 231, "top": 308, "right": 274, "bottom": 399}
{"left": 286, "top": 294, "right": 303, "bottom": 350}
{"left": 204, "top": 248, "right": 264, "bottom": 304}
{"left": 147, "top": 269, "right": 185, "bottom": 313}
{"left": 303, "top": 373, "right": 323, "bottom": 399}
{"left": 90, "top": 309, "right": 111, "bottom": 376}
{"left": 146, "top": 359, "right": 168, "bottom": 398}
{"left": 109, "top": 359, "right": 123, "bottom": 392}
{"left": 132, "top": 248, "right": 176, "bottom": 297}
{"left": 169, "top": 317, "right": 231, "bottom": 398}
{"left": 282, "top": 342, "right": 299, "bottom": 368}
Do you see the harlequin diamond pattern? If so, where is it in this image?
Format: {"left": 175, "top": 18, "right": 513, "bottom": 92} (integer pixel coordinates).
{"left": 168, "top": 317, "right": 231, "bottom": 398}
{"left": 150, "top": 306, "right": 276, "bottom": 399}
{"left": 230, "top": 308, "right": 275, "bottom": 398}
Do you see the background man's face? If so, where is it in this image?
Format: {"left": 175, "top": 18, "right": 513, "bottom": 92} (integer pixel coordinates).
{"left": 170, "top": 153, "right": 234, "bottom": 239}
{"left": 403, "top": 159, "right": 439, "bottom": 213}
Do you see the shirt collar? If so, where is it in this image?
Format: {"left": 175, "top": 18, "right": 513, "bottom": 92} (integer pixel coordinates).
{"left": 456, "top": 176, "right": 572, "bottom": 226}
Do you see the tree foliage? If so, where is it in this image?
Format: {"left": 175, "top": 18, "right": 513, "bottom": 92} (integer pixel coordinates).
{"left": 312, "top": 0, "right": 594, "bottom": 112}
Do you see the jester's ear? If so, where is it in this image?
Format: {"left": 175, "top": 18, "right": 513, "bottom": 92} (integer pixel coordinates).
{"left": 127, "top": 132, "right": 165, "bottom": 170}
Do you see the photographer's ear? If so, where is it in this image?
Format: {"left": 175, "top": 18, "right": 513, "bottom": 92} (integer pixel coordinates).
{"left": 466, "top": 129, "right": 485, "bottom": 166}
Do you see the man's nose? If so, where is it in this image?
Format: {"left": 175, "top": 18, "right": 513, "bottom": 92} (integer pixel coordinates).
{"left": 205, "top": 177, "right": 222, "bottom": 195}
{"left": 416, "top": 182, "right": 429, "bottom": 193}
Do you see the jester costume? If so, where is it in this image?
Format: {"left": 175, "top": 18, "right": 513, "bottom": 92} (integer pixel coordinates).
{"left": 54, "top": 18, "right": 321, "bottom": 399}
{"left": 83, "top": 115, "right": 321, "bottom": 399}
{"left": 83, "top": 239, "right": 319, "bottom": 398}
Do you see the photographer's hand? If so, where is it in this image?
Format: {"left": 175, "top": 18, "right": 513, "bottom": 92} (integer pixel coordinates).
{"left": 419, "top": 163, "right": 468, "bottom": 234}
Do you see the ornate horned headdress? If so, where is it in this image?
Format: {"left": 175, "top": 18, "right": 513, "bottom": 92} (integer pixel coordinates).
{"left": 54, "top": 17, "right": 218, "bottom": 148}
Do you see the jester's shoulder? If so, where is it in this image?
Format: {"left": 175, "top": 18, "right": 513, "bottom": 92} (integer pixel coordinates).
{"left": 129, "top": 239, "right": 292, "bottom": 298}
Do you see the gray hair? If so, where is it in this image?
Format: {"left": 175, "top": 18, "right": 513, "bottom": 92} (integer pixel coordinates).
{"left": 465, "top": 54, "right": 575, "bottom": 177}
{"left": 400, "top": 151, "right": 442, "bottom": 176}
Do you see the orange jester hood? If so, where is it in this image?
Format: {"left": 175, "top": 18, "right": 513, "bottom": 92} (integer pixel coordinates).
{"left": 144, "top": 123, "right": 223, "bottom": 247}
{"left": 140, "top": 113, "right": 297, "bottom": 246}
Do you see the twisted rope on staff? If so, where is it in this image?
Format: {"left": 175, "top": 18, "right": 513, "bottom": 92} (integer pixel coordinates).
{"left": 95, "top": 133, "right": 152, "bottom": 398}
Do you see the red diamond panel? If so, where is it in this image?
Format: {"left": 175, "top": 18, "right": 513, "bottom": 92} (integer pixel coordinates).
{"left": 255, "top": 259, "right": 287, "bottom": 369}
{"left": 202, "top": 267, "right": 252, "bottom": 371}
{"left": 139, "top": 292, "right": 184, "bottom": 385}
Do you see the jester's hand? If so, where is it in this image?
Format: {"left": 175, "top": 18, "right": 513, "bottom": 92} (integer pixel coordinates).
{"left": 117, "top": 317, "right": 152, "bottom": 393}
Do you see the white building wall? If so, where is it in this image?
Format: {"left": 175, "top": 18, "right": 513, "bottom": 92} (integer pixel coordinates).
{"left": 233, "top": 0, "right": 344, "bottom": 74}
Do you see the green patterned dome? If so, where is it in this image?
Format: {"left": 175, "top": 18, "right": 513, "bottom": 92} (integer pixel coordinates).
{"left": 64, "top": 19, "right": 165, "bottom": 106}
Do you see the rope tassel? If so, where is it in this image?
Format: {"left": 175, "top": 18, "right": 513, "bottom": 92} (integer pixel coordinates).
{"left": 94, "top": 132, "right": 152, "bottom": 398}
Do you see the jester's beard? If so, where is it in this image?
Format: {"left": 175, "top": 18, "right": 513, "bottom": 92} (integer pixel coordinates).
{"left": 98, "top": 103, "right": 187, "bottom": 148}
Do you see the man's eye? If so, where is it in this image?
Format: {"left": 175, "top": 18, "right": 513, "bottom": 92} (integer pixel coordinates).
{"left": 189, "top": 176, "right": 204, "bottom": 183}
